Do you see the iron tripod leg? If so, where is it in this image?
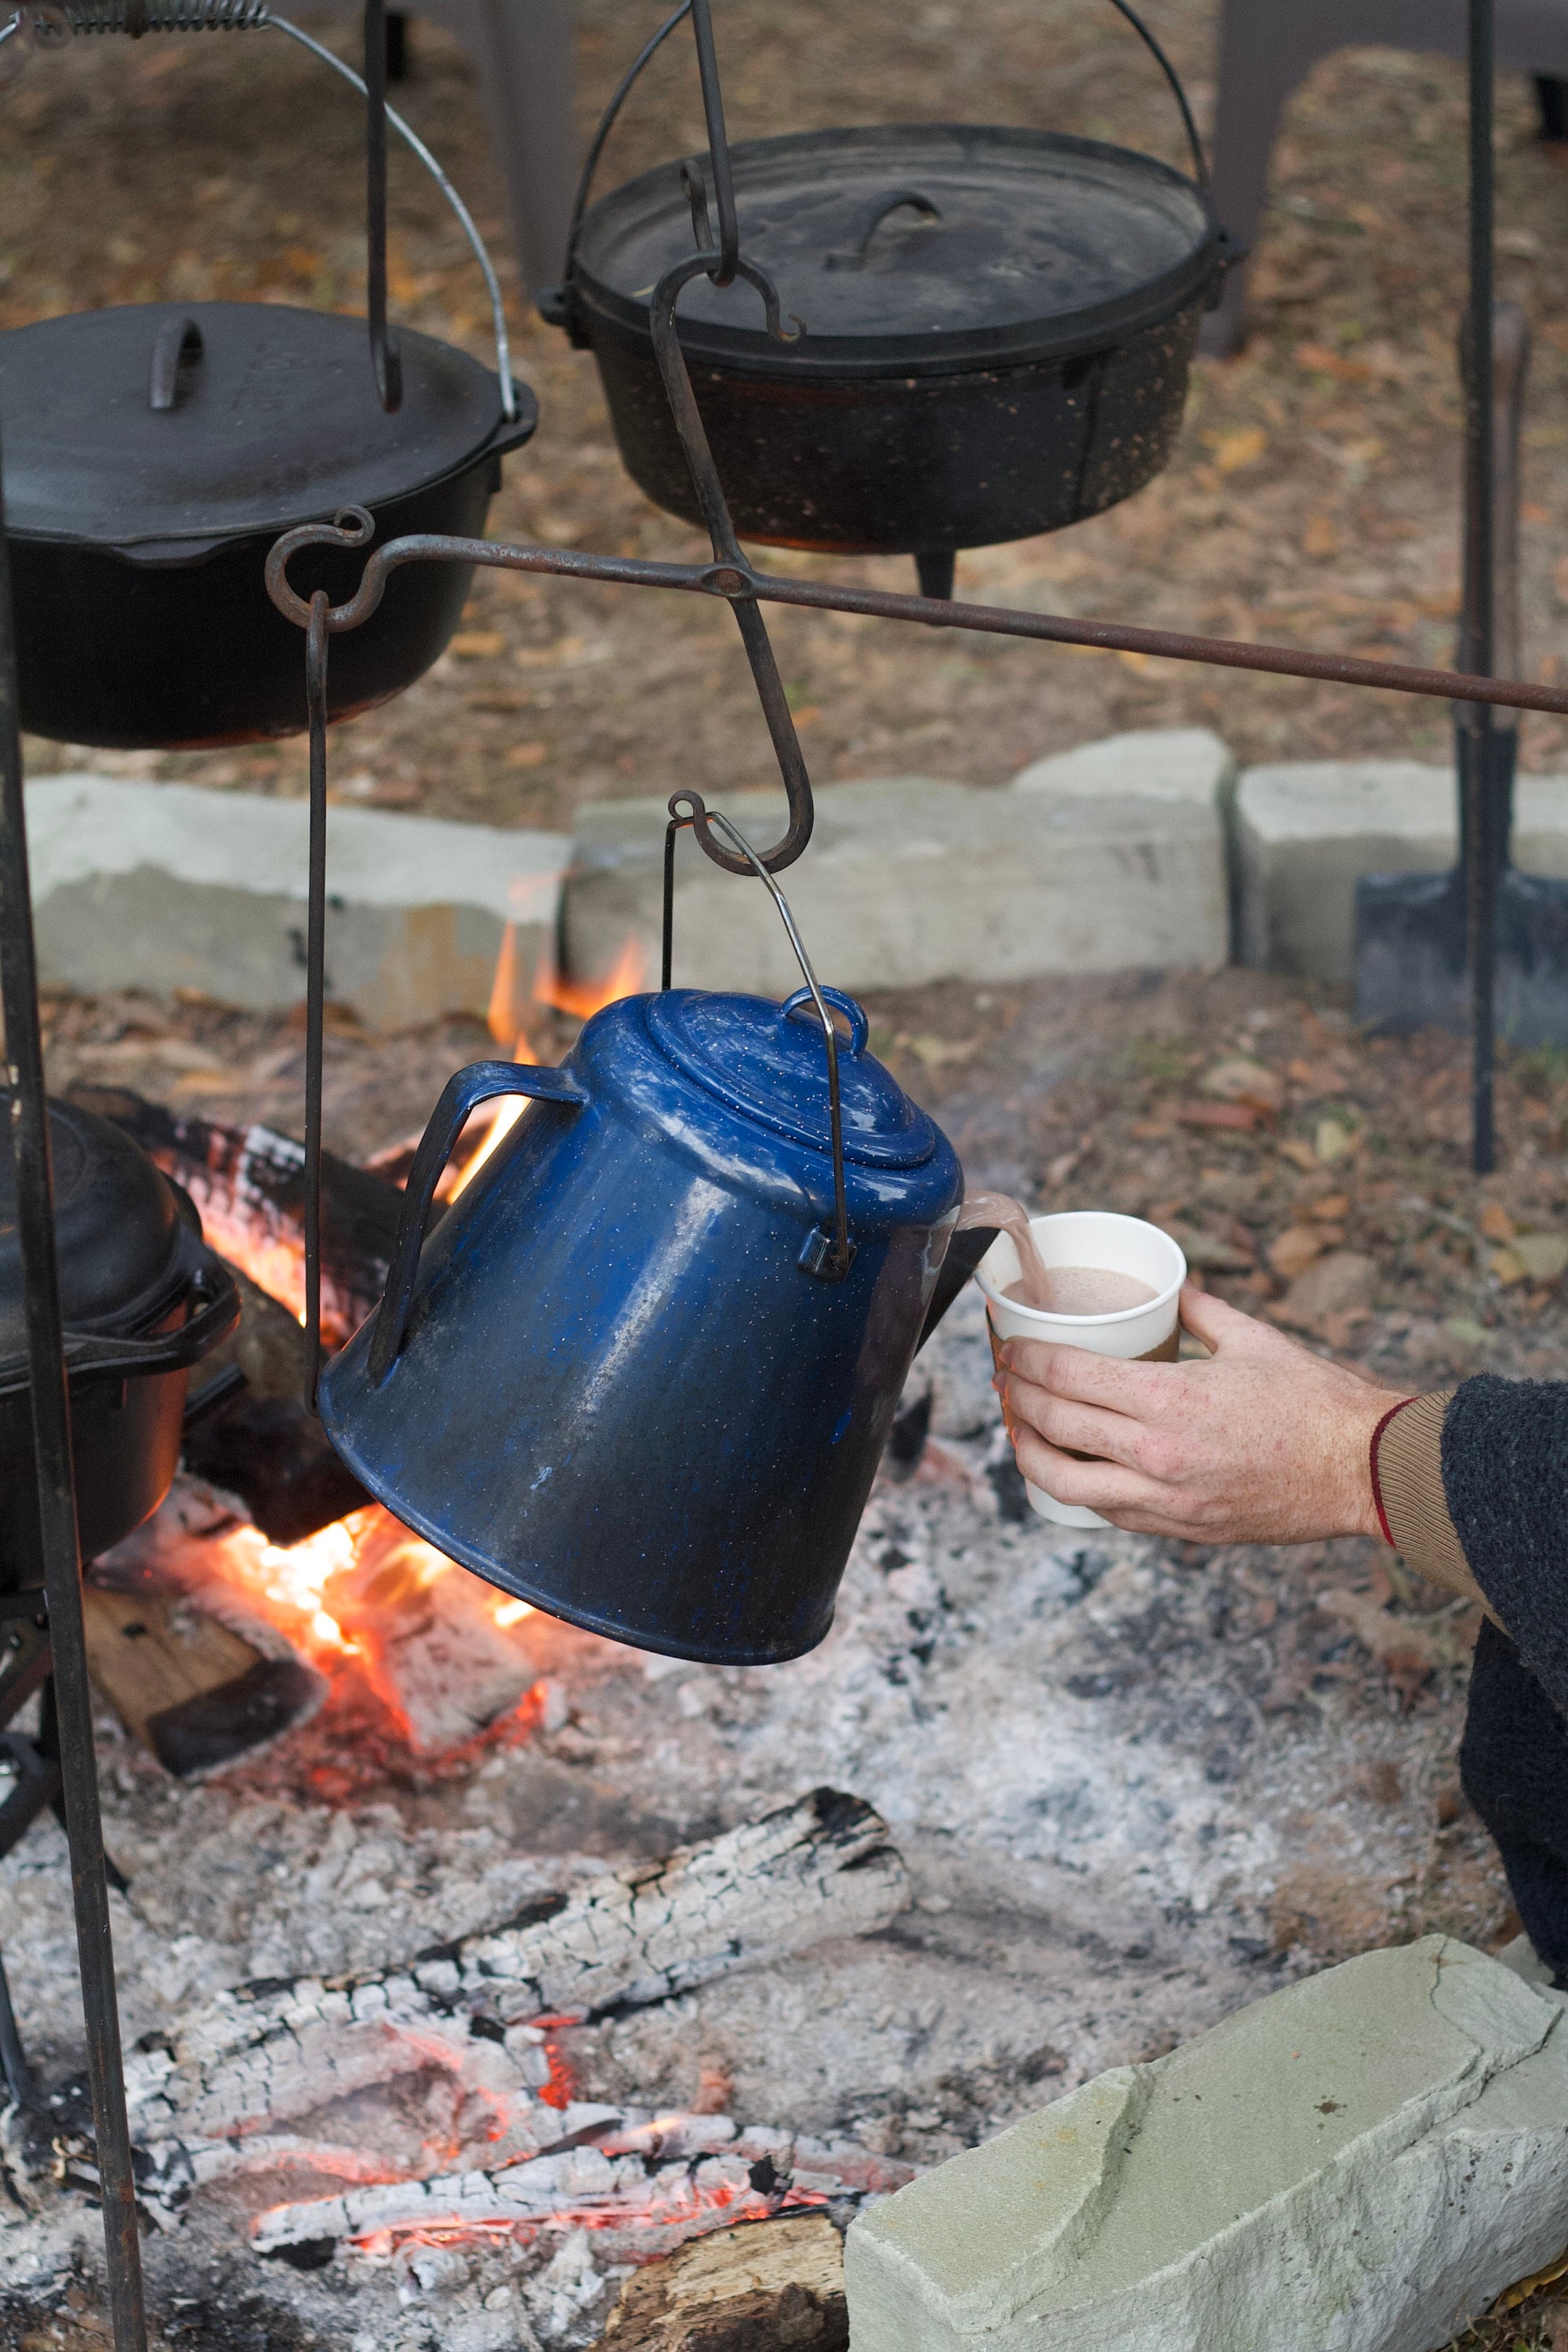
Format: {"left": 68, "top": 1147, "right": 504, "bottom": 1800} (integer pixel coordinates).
{"left": 0, "top": 399, "right": 147, "bottom": 2347}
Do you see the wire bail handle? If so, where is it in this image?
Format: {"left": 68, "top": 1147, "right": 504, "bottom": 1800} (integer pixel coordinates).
{"left": 663, "top": 800, "right": 853, "bottom": 1280}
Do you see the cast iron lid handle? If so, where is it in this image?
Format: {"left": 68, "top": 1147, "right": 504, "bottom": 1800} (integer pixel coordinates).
{"left": 367, "top": 1058, "right": 589, "bottom": 1387}
{"left": 148, "top": 316, "right": 203, "bottom": 412}
{"left": 824, "top": 191, "right": 941, "bottom": 272}
{"left": 54, "top": 1258, "right": 239, "bottom": 1388}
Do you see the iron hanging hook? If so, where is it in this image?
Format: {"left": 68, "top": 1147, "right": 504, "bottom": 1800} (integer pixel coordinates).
{"left": 365, "top": 0, "right": 402, "bottom": 412}
{"left": 303, "top": 591, "right": 331, "bottom": 1408}
{"left": 688, "top": 0, "right": 739, "bottom": 285}
{"left": 264, "top": 503, "right": 376, "bottom": 631}
{"left": 648, "top": 256, "right": 811, "bottom": 877}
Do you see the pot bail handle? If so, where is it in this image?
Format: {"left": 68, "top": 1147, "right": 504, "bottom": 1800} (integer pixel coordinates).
{"left": 148, "top": 315, "right": 202, "bottom": 412}
{"left": 367, "top": 1058, "right": 588, "bottom": 1386}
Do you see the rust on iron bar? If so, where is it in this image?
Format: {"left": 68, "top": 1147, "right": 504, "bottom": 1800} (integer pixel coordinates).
{"left": 266, "top": 517, "right": 1568, "bottom": 720}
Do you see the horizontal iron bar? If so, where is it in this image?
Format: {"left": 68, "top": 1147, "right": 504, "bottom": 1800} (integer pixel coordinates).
{"left": 268, "top": 528, "right": 1568, "bottom": 719}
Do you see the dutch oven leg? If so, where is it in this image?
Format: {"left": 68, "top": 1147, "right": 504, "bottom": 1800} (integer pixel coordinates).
{"left": 915, "top": 551, "right": 956, "bottom": 602}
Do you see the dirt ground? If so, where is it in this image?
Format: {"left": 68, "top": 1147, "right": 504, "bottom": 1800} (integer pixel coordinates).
{"left": 13, "top": 3, "right": 1568, "bottom": 2338}
{"left": 32, "top": 961, "right": 1568, "bottom": 2350}
{"left": 9, "top": 0, "right": 1568, "bottom": 824}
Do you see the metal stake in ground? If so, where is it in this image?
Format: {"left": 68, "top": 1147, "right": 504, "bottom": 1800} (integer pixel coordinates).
{"left": 1466, "top": 0, "right": 1498, "bottom": 1175}
{"left": 0, "top": 412, "right": 148, "bottom": 2349}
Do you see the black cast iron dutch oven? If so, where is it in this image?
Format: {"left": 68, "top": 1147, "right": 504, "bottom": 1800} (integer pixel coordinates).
{"left": 543, "top": 124, "right": 1222, "bottom": 575}
{"left": 0, "top": 300, "right": 537, "bottom": 749}
{"left": 0, "top": 1094, "right": 239, "bottom": 1591}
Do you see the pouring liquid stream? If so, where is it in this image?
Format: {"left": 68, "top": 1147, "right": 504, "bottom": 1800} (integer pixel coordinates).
{"left": 955, "top": 1192, "right": 1156, "bottom": 1315}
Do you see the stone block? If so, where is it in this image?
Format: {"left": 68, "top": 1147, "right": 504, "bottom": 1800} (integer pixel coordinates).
{"left": 564, "top": 731, "right": 1232, "bottom": 996}
{"left": 24, "top": 775, "right": 566, "bottom": 1031}
{"left": 1009, "top": 725, "right": 1236, "bottom": 808}
{"left": 1235, "top": 760, "right": 1454, "bottom": 982}
{"left": 844, "top": 1935, "right": 1568, "bottom": 2352}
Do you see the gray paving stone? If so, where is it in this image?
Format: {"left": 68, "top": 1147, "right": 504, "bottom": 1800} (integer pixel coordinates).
{"left": 845, "top": 1935, "right": 1568, "bottom": 2352}
{"left": 565, "top": 731, "right": 1232, "bottom": 996}
{"left": 1236, "top": 758, "right": 1568, "bottom": 981}
{"left": 25, "top": 774, "right": 566, "bottom": 1029}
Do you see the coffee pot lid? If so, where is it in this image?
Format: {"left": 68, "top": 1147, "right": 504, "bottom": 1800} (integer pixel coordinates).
{"left": 644, "top": 987, "right": 938, "bottom": 1169}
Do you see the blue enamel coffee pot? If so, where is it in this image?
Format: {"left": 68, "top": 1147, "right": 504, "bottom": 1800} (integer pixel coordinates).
{"left": 318, "top": 980, "right": 963, "bottom": 1664}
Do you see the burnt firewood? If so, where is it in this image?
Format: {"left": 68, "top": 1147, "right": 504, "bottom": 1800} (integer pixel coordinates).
{"left": 67, "top": 1086, "right": 408, "bottom": 1343}
{"left": 124, "top": 1791, "right": 909, "bottom": 2161}
{"left": 180, "top": 1389, "right": 370, "bottom": 1547}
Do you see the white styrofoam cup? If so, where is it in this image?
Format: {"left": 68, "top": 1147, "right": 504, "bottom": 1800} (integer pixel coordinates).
{"left": 976, "top": 1210, "right": 1187, "bottom": 1530}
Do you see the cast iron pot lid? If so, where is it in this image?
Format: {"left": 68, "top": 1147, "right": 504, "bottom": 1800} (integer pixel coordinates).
{"left": 573, "top": 124, "right": 1219, "bottom": 379}
{"left": 0, "top": 1094, "right": 191, "bottom": 1384}
{"left": 644, "top": 989, "right": 938, "bottom": 1169}
{"left": 0, "top": 301, "right": 525, "bottom": 550}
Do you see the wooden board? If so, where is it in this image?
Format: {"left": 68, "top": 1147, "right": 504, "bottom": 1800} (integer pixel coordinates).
{"left": 601, "top": 2213, "right": 848, "bottom": 2351}
{"left": 83, "top": 1586, "right": 321, "bottom": 1777}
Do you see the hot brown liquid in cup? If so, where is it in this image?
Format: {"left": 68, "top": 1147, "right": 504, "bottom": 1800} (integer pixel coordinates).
{"left": 1004, "top": 1267, "right": 1158, "bottom": 1316}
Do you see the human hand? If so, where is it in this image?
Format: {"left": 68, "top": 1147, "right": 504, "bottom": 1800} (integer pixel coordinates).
{"left": 996, "top": 1284, "right": 1402, "bottom": 1545}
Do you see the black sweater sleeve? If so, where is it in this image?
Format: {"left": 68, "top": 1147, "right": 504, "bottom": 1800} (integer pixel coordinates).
{"left": 1443, "top": 1374, "right": 1568, "bottom": 1721}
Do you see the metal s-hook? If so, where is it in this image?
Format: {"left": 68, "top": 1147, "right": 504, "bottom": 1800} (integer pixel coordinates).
{"left": 648, "top": 256, "right": 812, "bottom": 876}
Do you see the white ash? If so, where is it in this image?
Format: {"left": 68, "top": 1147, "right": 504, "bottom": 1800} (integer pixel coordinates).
{"left": 0, "top": 1285, "right": 1491, "bottom": 2343}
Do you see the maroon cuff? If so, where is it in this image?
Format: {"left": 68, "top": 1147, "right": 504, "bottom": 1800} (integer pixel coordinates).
{"left": 1368, "top": 1396, "right": 1418, "bottom": 1548}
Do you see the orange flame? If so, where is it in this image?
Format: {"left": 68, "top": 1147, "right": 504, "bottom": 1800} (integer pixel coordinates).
{"left": 191, "top": 1504, "right": 534, "bottom": 1697}
{"left": 447, "top": 926, "right": 648, "bottom": 1201}
{"left": 532, "top": 931, "right": 648, "bottom": 1023}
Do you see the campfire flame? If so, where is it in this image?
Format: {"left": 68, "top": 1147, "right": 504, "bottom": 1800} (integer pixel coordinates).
{"left": 184, "top": 1501, "right": 538, "bottom": 1751}
{"left": 447, "top": 925, "right": 648, "bottom": 1201}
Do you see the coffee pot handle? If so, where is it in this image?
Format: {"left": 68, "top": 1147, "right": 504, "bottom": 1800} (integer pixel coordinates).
{"left": 367, "top": 1058, "right": 588, "bottom": 1387}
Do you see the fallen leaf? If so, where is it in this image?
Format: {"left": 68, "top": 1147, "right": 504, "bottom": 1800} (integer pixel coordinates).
{"left": 447, "top": 630, "right": 506, "bottom": 661}
{"left": 1494, "top": 2244, "right": 1568, "bottom": 2313}
{"left": 1314, "top": 1116, "right": 1358, "bottom": 1163}
{"left": 1479, "top": 1201, "right": 1516, "bottom": 1241}
{"left": 1200, "top": 1055, "right": 1283, "bottom": 1111}
{"left": 1318, "top": 1587, "right": 1443, "bottom": 1701}
{"left": 1309, "top": 1193, "right": 1350, "bottom": 1221}
{"left": 1268, "top": 1224, "right": 1327, "bottom": 1280}
{"left": 504, "top": 742, "right": 550, "bottom": 769}
{"left": 1294, "top": 340, "right": 1371, "bottom": 383}
{"left": 1276, "top": 1249, "right": 1377, "bottom": 1337}
{"left": 1287, "top": 1058, "right": 1348, "bottom": 1097}
{"left": 1513, "top": 1231, "right": 1568, "bottom": 1285}
{"left": 1128, "top": 1120, "right": 1174, "bottom": 1142}
{"left": 1554, "top": 552, "right": 1568, "bottom": 612}
{"left": 1177, "top": 1101, "right": 1258, "bottom": 1132}
{"left": 1490, "top": 1246, "right": 1527, "bottom": 1287}
{"left": 1276, "top": 1138, "right": 1319, "bottom": 1172}
{"left": 1443, "top": 1316, "right": 1492, "bottom": 1353}
{"left": 1302, "top": 512, "right": 1338, "bottom": 558}
{"left": 1204, "top": 426, "right": 1268, "bottom": 474}
{"left": 514, "top": 635, "right": 587, "bottom": 668}
{"left": 1160, "top": 1221, "right": 1254, "bottom": 1273}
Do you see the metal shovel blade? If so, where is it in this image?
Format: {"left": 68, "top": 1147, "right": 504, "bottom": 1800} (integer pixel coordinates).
{"left": 1356, "top": 862, "right": 1568, "bottom": 1047}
